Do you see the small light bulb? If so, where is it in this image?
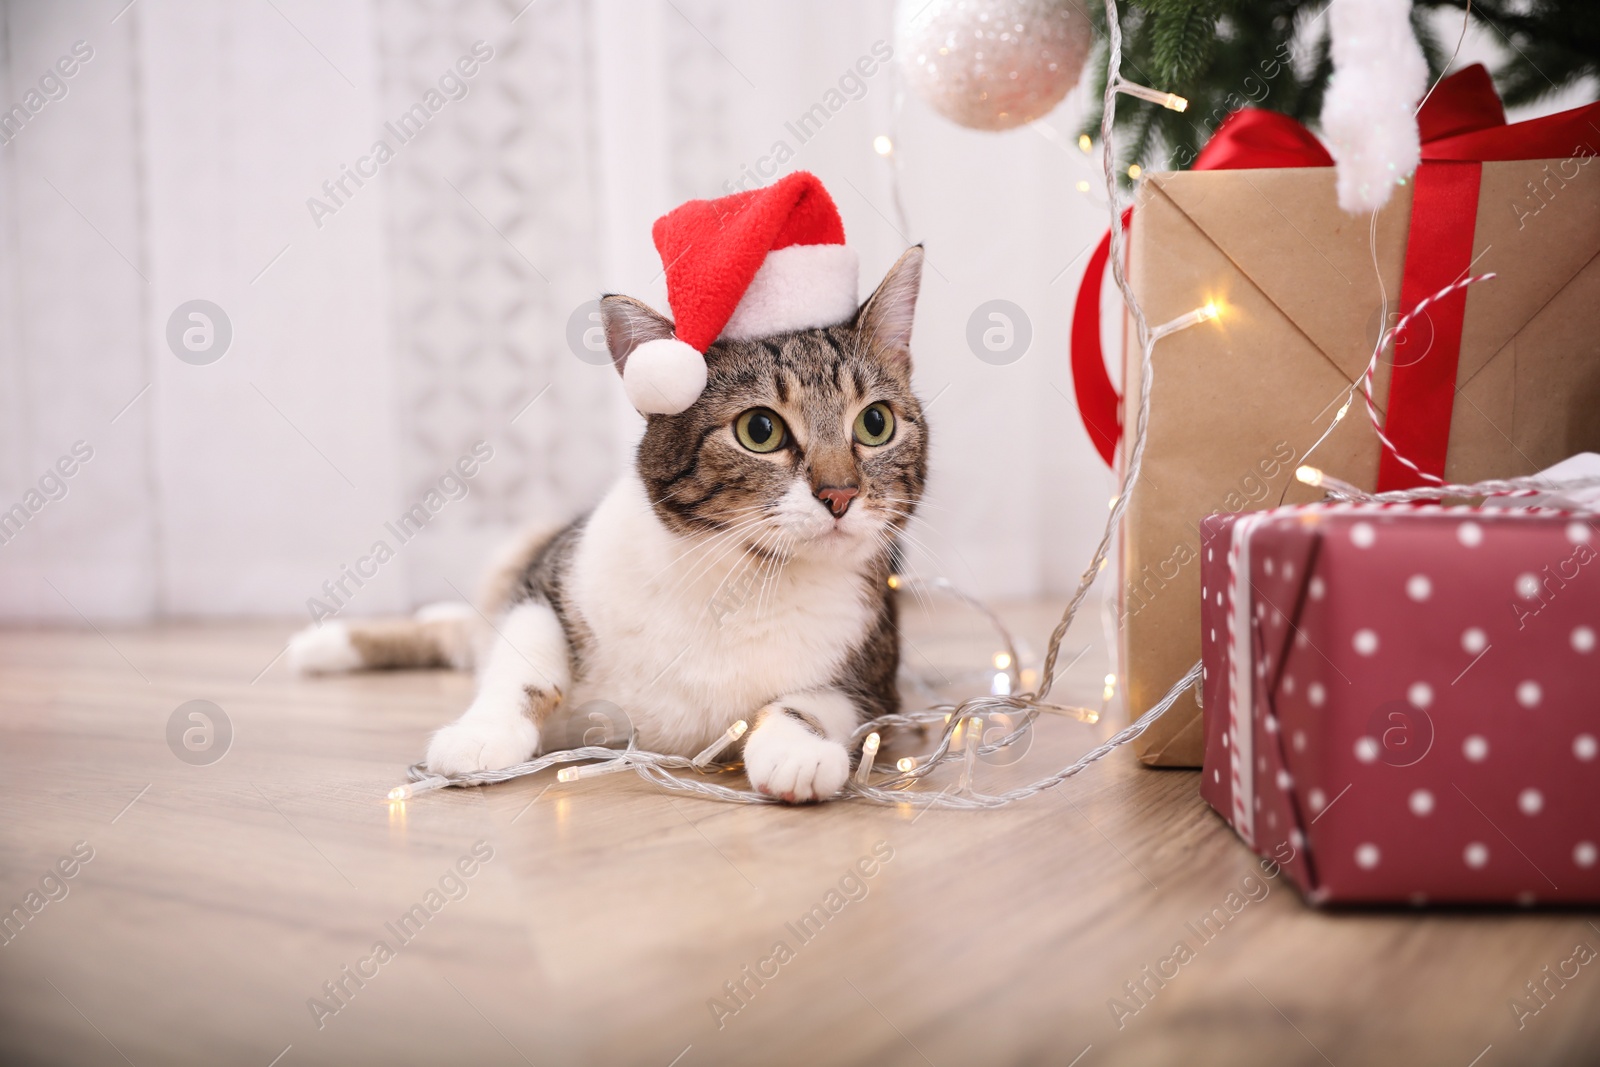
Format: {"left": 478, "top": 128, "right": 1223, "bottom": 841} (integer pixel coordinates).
{"left": 1105, "top": 673, "right": 1116, "bottom": 686}
{"left": 1127, "top": 164, "right": 1142, "bottom": 179}
{"left": 1103, "top": 685, "right": 1115, "bottom": 701}
{"left": 557, "top": 767, "right": 580, "bottom": 783}
{"left": 384, "top": 775, "right": 449, "bottom": 802}
{"left": 1075, "top": 179, "right": 1091, "bottom": 193}
{"left": 1296, "top": 465, "right": 1324, "bottom": 487}
{"left": 887, "top": 574, "right": 901, "bottom": 590}
{"left": 1114, "top": 81, "right": 1189, "bottom": 112}
{"left": 692, "top": 720, "right": 750, "bottom": 768}
{"left": 1078, "top": 133, "right": 1092, "bottom": 152}
{"left": 993, "top": 652, "right": 1013, "bottom": 670}
{"left": 873, "top": 134, "right": 894, "bottom": 156}
{"left": 1153, "top": 302, "right": 1224, "bottom": 339}
{"left": 897, "top": 756, "right": 917, "bottom": 773}
{"left": 855, "top": 732, "right": 881, "bottom": 787}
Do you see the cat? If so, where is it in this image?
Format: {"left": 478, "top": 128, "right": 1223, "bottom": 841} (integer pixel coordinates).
{"left": 287, "top": 245, "right": 926, "bottom": 803}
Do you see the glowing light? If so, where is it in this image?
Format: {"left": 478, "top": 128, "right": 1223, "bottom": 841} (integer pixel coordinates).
{"left": 693, "top": 720, "right": 750, "bottom": 768}
{"left": 1115, "top": 80, "right": 1188, "bottom": 112}
{"left": 557, "top": 767, "right": 580, "bottom": 783}
{"left": 384, "top": 775, "right": 449, "bottom": 802}
{"left": 1075, "top": 179, "right": 1091, "bottom": 193}
{"left": 1127, "top": 164, "right": 1143, "bottom": 179}
{"left": 1153, "top": 301, "right": 1224, "bottom": 339}
{"left": 854, "top": 732, "right": 881, "bottom": 786}
{"left": 993, "top": 651, "right": 1013, "bottom": 670}
{"left": 1078, "top": 133, "right": 1093, "bottom": 152}
{"left": 1296, "top": 465, "right": 1325, "bottom": 487}
{"left": 1105, "top": 673, "right": 1117, "bottom": 686}
{"left": 887, "top": 574, "right": 902, "bottom": 590}
{"left": 873, "top": 135, "right": 894, "bottom": 156}
{"left": 896, "top": 756, "right": 917, "bottom": 773}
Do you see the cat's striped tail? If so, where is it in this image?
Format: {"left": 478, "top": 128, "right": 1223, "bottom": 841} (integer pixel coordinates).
{"left": 287, "top": 603, "right": 482, "bottom": 675}
{"left": 285, "top": 520, "right": 562, "bottom": 676}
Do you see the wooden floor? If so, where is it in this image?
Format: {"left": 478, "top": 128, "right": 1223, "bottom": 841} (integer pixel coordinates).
{"left": 2, "top": 604, "right": 1598, "bottom": 1067}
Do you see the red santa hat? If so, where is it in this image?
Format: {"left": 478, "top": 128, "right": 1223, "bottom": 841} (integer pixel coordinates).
{"left": 623, "top": 171, "right": 860, "bottom": 414}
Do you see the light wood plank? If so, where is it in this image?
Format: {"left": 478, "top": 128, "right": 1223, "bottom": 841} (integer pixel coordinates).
{"left": 1, "top": 608, "right": 1596, "bottom": 1066}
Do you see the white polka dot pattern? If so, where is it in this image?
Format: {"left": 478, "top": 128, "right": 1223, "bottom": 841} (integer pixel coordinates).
{"left": 1194, "top": 506, "right": 1600, "bottom": 906}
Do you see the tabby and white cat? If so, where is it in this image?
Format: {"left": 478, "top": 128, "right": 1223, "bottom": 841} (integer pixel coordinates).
{"left": 288, "top": 246, "right": 926, "bottom": 803}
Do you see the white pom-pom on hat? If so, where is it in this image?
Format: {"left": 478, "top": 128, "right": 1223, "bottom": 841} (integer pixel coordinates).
{"left": 623, "top": 337, "right": 709, "bottom": 415}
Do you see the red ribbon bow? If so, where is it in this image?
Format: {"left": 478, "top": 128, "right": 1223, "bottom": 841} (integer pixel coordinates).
{"left": 1070, "top": 64, "right": 1600, "bottom": 490}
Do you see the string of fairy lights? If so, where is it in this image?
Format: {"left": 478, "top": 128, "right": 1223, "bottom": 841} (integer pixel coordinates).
{"left": 390, "top": 0, "right": 1590, "bottom": 810}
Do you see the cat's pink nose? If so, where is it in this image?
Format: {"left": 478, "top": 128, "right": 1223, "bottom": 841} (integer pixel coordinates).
{"left": 815, "top": 485, "right": 859, "bottom": 518}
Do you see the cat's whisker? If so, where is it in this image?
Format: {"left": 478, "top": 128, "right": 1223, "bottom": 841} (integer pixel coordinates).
{"left": 704, "top": 522, "right": 784, "bottom": 621}
{"left": 873, "top": 494, "right": 937, "bottom": 512}
{"left": 876, "top": 524, "right": 963, "bottom": 592}
{"left": 751, "top": 529, "right": 794, "bottom": 622}
{"left": 645, "top": 510, "right": 772, "bottom": 589}
{"left": 671, "top": 511, "right": 786, "bottom": 602}
{"left": 737, "top": 528, "right": 781, "bottom": 624}
{"left": 663, "top": 515, "right": 777, "bottom": 604}
{"left": 869, "top": 530, "right": 936, "bottom": 616}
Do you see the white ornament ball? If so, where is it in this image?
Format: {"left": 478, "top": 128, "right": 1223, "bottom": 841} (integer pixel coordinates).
{"left": 623, "top": 338, "right": 708, "bottom": 414}
{"left": 896, "top": 0, "right": 1091, "bottom": 131}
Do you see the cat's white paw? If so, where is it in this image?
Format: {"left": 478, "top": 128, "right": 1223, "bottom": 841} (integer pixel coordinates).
{"left": 426, "top": 715, "right": 539, "bottom": 776}
{"left": 744, "top": 722, "right": 850, "bottom": 804}
{"left": 287, "top": 621, "right": 360, "bottom": 676}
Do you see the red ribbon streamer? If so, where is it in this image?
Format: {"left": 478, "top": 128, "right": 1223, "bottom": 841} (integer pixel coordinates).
{"left": 1069, "top": 64, "right": 1600, "bottom": 487}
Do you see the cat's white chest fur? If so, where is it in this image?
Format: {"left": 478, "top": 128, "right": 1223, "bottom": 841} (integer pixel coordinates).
{"left": 563, "top": 475, "right": 875, "bottom": 752}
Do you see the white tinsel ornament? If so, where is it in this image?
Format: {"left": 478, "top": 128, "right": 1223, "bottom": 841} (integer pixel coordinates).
{"left": 896, "top": 0, "right": 1092, "bottom": 131}
{"left": 1321, "top": 0, "right": 1428, "bottom": 213}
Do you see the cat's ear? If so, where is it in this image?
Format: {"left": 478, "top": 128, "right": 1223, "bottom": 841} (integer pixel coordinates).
{"left": 855, "top": 245, "right": 924, "bottom": 369}
{"left": 598, "top": 294, "right": 675, "bottom": 376}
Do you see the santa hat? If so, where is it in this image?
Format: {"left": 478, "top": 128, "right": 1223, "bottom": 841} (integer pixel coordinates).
{"left": 623, "top": 171, "right": 859, "bottom": 414}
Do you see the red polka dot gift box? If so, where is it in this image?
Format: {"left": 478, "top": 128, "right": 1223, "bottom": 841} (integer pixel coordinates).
{"left": 1198, "top": 504, "right": 1600, "bottom": 906}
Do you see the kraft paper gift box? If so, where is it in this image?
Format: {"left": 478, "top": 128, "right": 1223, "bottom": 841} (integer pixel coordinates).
{"left": 1196, "top": 505, "right": 1600, "bottom": 905}
{"left": 1069, "top": 66, "right": 1600, "bottom": 766}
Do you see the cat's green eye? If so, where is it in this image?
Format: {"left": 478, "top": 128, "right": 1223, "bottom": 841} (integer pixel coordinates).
{"left": 853, "top": 402, "right": 895, "bottom": 447}
{"left": 735, "top": 408, "right": 788, "bottom": 453}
